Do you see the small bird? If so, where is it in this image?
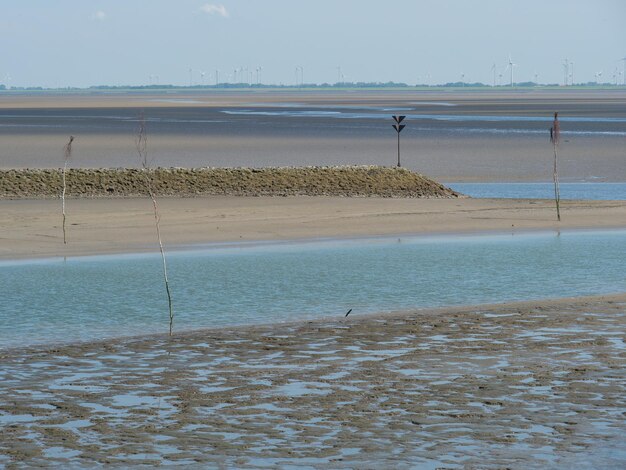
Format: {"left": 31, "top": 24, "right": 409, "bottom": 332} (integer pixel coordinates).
{"left": 344, "top": 309, "right": 352, "bottom": 317}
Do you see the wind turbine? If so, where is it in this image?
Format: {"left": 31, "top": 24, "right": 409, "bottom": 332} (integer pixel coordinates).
{"left": 200, "top": 71, "right": 206, "bottom": 85}
{"left": 238, "top": 67, "right": 245, "bottom": 85}
{"left": 621, "top": 57, "right": 626, "bottom": 85}
{"left": 295, "top": 66, "right": 303, "bottom": 86}
{"left": 491, "top": 63, "right": 496, "bottom": 87}
{"left": 563, "top": 59, "right": 569, "bottom": 86}
{"left": 503, "top": 54, "right": 516, "bottom": 87}
{"left": 594, "top": 71, "right": 603, "bottom": 84}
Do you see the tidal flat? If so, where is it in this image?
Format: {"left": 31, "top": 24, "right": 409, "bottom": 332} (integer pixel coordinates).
{"left": 1, "top": 88, "right": 626, "bottom": 468}
{"left": 1, "top": 89, "right": 625, "bottom": 182}
{"left": 1, "top": 295, "right": 625, "bottom": 467}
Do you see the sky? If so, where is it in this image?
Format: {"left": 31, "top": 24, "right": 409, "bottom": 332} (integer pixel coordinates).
{"left": 1, "top": 0, "right": 625, "bottom": 88}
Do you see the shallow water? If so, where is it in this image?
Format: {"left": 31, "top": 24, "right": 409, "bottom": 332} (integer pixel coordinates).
{"left": 1, "top": 229, "right": 625, "bottom": 348}
{"left": 448, "top": 182, "right": 626, "bottom": 200}
{"left": 224, "top": 109, "right": 626, "bottom": 124}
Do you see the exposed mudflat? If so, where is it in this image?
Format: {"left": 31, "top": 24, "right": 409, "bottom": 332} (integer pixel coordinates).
{"left": 1, "top": 89, "right": 626, "bottom": 182}
{"left": 1, "top": 295, "right": 625, "bottom": 468}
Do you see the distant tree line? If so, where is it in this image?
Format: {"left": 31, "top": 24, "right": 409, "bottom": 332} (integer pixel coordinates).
{"left": 0, "top": 82, "right": 622, "bottom": 92}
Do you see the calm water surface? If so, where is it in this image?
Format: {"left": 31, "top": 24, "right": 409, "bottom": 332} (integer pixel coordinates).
{"left": 448, "top": 182, "right": 626, "bottom": 200}
{"left": 1, "top": 229, "right": 625, "bottom": 349}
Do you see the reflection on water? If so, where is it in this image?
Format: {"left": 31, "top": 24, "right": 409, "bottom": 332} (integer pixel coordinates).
{"left": 1, "top": 230, "right": 625, "bottom": 348}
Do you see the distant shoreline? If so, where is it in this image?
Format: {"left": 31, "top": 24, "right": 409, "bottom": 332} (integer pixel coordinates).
{"left": 2, "top": 84, "right": 625, "bottom": 94}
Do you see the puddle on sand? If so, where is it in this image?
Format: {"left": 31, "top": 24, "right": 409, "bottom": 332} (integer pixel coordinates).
{"left": 273, "top": 381, "right": 333, "bottom": 397}
{"left": 43, "top": 447, "right": 82, "bottom": 459}
{"left": 111, "top": 393, "right": 166, "bottom": 408}
{"left": 0, "top": 413, "right": 39, "bottom": 425}
{"left": 199, "top": 385, "right": 236, "bottom": 393}
{"left": 319, "top": 371, "right": 350, "bottom": 380}
{"left": 246, "top": 403, "right": 292, "bottom": 412}
{"left": 57, "top": 419, "right": 92, "bottom": 431}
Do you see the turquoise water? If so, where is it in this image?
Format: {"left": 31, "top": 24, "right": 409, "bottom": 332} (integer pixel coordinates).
{"left": 448, "top": 182, "right": 626, "bottom": 200}
{"left": 1, "top": 230, "right": 625, "bottom": 349}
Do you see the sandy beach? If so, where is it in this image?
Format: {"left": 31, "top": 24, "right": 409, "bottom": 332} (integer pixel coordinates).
{"left": 1, "top": 196, "right": 626, "bottom": 260}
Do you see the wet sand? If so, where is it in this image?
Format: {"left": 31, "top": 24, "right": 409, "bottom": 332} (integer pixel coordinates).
{"left": 1, "top": 294, "right": 625, "bottom": 467}
{"left": 1, "top": 89, "right": 625, "bottom": 181}
{"left": 2, "top": 196, "right": 626, "bottom": 260}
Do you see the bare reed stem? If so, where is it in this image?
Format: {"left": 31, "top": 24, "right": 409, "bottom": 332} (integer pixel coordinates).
{"left": 136, "top": 114, "right": 174, "bottom": 335}
{"left": 62, "top": 136, "right": 74, "bottom": 244}
{"left": 550, "top": 112, "right": 561, "bottom": 222}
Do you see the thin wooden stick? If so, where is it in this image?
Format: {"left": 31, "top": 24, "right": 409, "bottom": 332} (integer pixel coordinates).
{"left": 62, "top": 136, "right": 74, "bottom": 244}
{"left": 136, "top": 114, "right": 174, "bottom": 336}
{"left": 550, "top": 112, "right": 561, "bottom": 222}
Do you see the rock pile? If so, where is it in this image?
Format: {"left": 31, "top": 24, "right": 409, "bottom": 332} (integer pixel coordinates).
{"left": 0, "top": 166, "right": 461, "bottom": 199}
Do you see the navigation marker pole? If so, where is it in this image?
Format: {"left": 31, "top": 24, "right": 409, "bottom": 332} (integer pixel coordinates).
{"left": 392, "top": 115, "right": 406, "bottom": 167}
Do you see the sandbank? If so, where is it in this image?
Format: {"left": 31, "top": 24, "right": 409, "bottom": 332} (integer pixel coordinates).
{"left": 1, "top": 196, "right": 626, "bottom": 260}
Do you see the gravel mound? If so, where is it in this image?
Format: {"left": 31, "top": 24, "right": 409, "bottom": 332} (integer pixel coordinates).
{"left": 0, "top": 166, "right": 461, "bottom": 199}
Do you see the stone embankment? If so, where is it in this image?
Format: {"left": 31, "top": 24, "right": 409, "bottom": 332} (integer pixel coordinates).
{"left": 0, "top": 166, "right": 461, "bottom": 199}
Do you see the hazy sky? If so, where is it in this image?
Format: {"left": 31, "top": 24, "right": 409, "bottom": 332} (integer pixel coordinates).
{"left": 1, "top": 0, "right": 625, "bottom": 88}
